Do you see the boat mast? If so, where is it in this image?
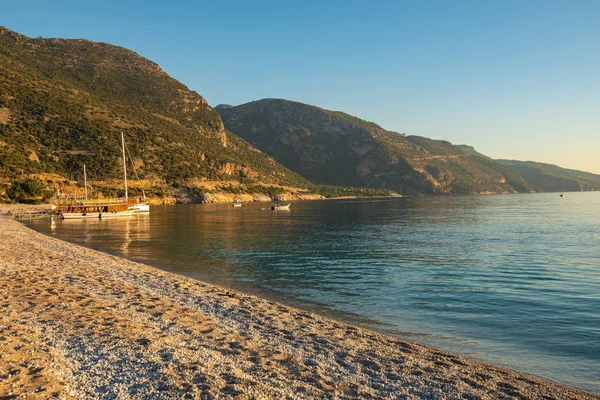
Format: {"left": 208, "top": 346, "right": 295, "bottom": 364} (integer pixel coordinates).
{"left": 123, "top": 140, "right": 146, "bottom": 201}
{"left": 121, "top": 132, "right": 128, "bottom": 201}
{"left": 83, "top": 164, "right": 88, "bottom": 199}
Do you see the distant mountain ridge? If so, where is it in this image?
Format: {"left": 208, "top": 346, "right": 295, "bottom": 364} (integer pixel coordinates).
{"left": 216, "top": 99, "right": 532, "bottom": 195}
{"left": 458, "top": 145, "right": 600, "bottom": 192}
{"left": 496, "top": 160, "right": 600, "bottom": 192}
{"left": 0, "top": 26, "right": 309, "bottom": 194}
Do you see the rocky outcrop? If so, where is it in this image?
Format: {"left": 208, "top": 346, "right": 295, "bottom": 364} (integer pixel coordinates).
{"left": 167, "top": 185, "right": 324, "bottom": 204}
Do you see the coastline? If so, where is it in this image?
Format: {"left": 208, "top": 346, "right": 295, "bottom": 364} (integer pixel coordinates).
{"left": 0, "top": 215, "right": 597, "bottom": 399}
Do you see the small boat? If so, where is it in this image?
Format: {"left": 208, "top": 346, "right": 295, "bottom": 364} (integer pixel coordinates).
{"left": 232, "top": 199, "right": 243, "bottom": 207}
{"left": 271, "top": 201, "right": 291, "bottom": 211}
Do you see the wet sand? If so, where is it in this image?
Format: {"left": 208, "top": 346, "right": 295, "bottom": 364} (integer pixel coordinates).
{"left": 0, "top": 214, "right": 597, "bottom": 399}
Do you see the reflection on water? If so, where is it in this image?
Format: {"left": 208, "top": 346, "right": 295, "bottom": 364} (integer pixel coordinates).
{"left": 28, "top": 193, "right": 600, "bottom": 393}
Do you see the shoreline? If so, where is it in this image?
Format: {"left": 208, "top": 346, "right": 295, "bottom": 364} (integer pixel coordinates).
{"left": 1, "top": 215, "right": 597, "bottom": 399}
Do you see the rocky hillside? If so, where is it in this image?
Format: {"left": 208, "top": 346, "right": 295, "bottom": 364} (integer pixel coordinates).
{"left": 0, "top": 27, "right": 310, "bottom": 195}
{"left": 497, "top": 160, "right": 600, "bottom": 192}
{"left": 216, "top": 99, "right": 532, "bottom": 195}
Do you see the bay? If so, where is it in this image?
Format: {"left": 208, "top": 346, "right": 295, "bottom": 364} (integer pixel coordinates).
{"left": 27, "top": 192, "right": 600, "bottom": 393}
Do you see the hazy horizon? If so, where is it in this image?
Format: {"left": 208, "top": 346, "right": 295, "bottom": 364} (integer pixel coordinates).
{"left": 2, "top": 0, "right": 598, "bottom": 173}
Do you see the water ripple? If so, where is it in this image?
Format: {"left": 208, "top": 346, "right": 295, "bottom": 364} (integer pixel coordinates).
{"left": 27, "top": 192, "right": 600, "bottom": 393}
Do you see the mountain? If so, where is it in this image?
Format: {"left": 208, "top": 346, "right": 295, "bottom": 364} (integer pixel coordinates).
{"left": 497, "top": 160, "right": 600, "bottom": 192}
{"left": 0, "top": 27, "right": 310, "bottom": 199}
{"left": 216, "top": 99, "right": 533, "bottom": 195}
{"left": 459, "top": 145, "right": 600, "bottom": 192}
{"left": 455, "top": 145, "right": 492, "bottom": 160}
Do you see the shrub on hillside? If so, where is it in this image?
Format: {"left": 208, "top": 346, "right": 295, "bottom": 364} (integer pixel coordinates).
{"left": 5, "top": 178, "right": 52, "bottom": 204}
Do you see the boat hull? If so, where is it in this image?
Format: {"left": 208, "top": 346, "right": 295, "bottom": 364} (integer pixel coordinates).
{"left": 129, "top": 204, "right": 150, "bottom": 213}
{"left": 60, "top": 210, "right": 135, "bottom": 219}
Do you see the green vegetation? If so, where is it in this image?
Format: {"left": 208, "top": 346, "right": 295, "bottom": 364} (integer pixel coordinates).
{"left": 324, "top": 110, "right": 384, "bottom": 133}
{"left": 0, "top": 26, "right": 310, "bottom": 199}
{"left": 3, "top": 178, "right": 53, "bottom": 204}
{"left": 311, "top": 185, "right": 397, "bottom": 198}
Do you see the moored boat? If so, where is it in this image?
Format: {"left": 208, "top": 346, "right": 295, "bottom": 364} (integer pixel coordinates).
{"left": 54, "top": 198, "right": 134, "bottom": 219}
{"left": 129, "top": 202, "right": 150, "bottom": 213}
{"left": 232, "top": 199, "right": 243, "bottom": 207}
{"left": 271, "top": 201, "right": 290, "bottom": 211}
{"left": 53, "top": 133, "right": 149, "bottom": 218}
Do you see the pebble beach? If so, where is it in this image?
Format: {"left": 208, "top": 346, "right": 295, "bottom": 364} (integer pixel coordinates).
{"left": 0, "top": 213, "right": 597, "bottom": 399}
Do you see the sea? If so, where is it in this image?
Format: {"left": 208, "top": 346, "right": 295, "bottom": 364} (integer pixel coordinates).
{"left": 26, "top": 192, "right": 600, "bottom": 393}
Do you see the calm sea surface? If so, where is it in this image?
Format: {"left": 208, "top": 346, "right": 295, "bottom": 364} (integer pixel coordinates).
{"left": 27, "top": 192, "right": 600, "bottom": 393}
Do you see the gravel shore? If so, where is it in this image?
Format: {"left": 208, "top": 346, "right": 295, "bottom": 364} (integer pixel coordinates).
{"left": 0, "top": 214, "right": 597, "bottom": 399}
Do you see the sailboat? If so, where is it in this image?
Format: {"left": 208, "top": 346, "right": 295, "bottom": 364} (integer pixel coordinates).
{"left": 53, "top": 133, "right": 148, "bottom": 219}
{"left": 129, "top": 201, "right": 150, "bottom": 213}
{"left": 121, "top": 134, "right": 150, "bottom": 213}
{"left": 121, "top": 132, "right": 150, "bottom": 213}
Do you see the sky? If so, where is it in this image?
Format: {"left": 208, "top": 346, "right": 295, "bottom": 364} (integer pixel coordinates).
{"left": 2, "top": 0, "right": 599, "bottom": 173}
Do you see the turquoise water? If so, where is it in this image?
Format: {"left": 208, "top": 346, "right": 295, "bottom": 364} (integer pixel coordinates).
{"left": 28, "top": 192, "right": 600, "bottom": 393}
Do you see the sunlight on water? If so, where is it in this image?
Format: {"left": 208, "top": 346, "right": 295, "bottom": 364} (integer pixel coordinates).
{"left": 28, "top": 192, "right": 600, "bottom": 393}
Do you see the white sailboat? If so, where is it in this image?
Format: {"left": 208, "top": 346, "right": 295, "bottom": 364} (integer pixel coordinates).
{"left": 53, "top": 133, "right": 148, "bottom": 218}
{"left": 121, "top": 133, "right": 150, "bottom": 213}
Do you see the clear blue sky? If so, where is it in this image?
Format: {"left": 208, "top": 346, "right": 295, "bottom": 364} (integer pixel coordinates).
{"left": 3, "top": 0, "right": 599, "bottom": 173}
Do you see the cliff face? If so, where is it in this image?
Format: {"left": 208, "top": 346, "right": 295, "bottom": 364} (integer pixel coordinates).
{"left": 0, "top": 27, "right": 309, "bottom": 189}
{"left": 217, "top": 99, "right": 532, "bottom": 195}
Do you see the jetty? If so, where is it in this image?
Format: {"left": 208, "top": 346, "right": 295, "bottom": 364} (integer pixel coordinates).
{"left": 9, "top": 207, "right": 56, "bottom": 220}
